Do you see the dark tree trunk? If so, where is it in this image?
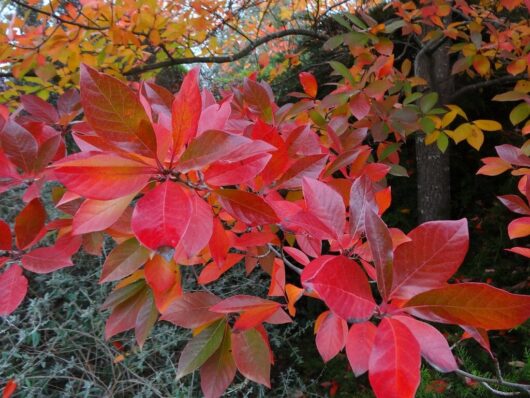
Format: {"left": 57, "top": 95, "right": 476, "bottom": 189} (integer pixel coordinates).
{"left": 414, "top": 41, "right": 454, "bottom": 222}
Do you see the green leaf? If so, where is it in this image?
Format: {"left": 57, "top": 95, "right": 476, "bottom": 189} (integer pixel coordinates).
{"left": 419, "top": 92, "right": 439, "bottom": 114}
{"left": 384, "top": 20, "right": 405, "bottom": 34}
{"left": 329, "top": 61, "right": 355, "bottom": 86}
{"left": 332, "top": 14, "right": 352, "bottom": 31}
{"left": 379, "top": 142, "right": 401, "bottom": 161}
{"left": 403, "top": 92, "right": 423, "bottom": 105}
{"left": 345, "top": 13, "right": 368, "bottom": 29}
{"left": 510, "top": 103, "right": 530, "bottom": 125}
{"left": 389, "top": 164, "right": 409, "bottom": 177}
{"left": 323, "top": 35, "right": 344, "bottom": 51}
{"left": 437, "top": 132, "right": 449, "bottom": 153}
{"left": 420, "top": 117, "right": 436, "bottom": 134}
{"left": 177, "top": 319, "right": 227, "bottom": 379}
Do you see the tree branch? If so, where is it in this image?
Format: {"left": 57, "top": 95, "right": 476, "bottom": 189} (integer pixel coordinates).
{"left": 448, "top": 74, "right": 528, "bottom": 102}
{"left": 268, "top": 245, "right": 303, "bottom": 275}
{"left": 454, "top": 369, "right": 530, "bottom": 396}
{"left": 11, "top": 0, "right": 107, "bottom": 31}
{"left": 123, "top": 29, "right": 328, "bottom": 76}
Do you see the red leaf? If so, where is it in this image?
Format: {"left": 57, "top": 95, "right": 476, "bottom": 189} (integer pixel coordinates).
{"left": 204, "top": 153, "right": 271, "bottom": 186}
{"left": 15, "top": 198, "right": 46, "bottom": 250}
{"left": 172, "top": 67, "right": 201, "bottom": 155}
{"left": 506, "top": 247, "right": 530, "bottom": 258}
{"left": 476, "top": 157, "right": 512, "bottom": 176}
{"left": 283, "top": 247, "right": 310, "bottom": 266}
{"left": 72, "top": 194, "right": 134, "bottom": 235}
{"left": 145, "top": 254, "right": 176, "bottom": 293}
{"left": 302, "top": 177, "right": 345, "bottom": 239}
{"left": 215, "top": 189, "right": 278, "bottom": 226}
{"left": 132, "top": 181, "right": 213, "bottom": 256}
{"left": 498, "top": 195, "right": 530, "bottom": 215}
{"left": 21, "top": 95, "right": 59, "bottom": 123}
{"left": 80, "top": 64, "right": 157, "bottom": 157}
{"left": 232, "top": 328, "right": 272, "bottom": 387}
{"left": 2, "top": 379, "right": 17, "bottom": 398}
{"left": 177, "top": 130, "right": 274, "bottom": 173}
{"left": 267, "top": 258, "right": 285, "bottom": 296}
{"left": 508, "top": 217, "right": 530, "bottom": 239}
{"left": 52, "top": 152, "right": 153, "bottom": 200}
{"left": 0, "top": 220, "right": 12, "bottom": 250}
{"left": 302, "top": 256, "right": 376, "bottom": 322}
{"left": 198, "top": 253, "right": 243, "bottom": 285}
{"left": 21, "top": 235, "right": 81, "bottom": 274}
{"left": 496, "top": 144, "right": 530, "bottom": 167}
{"left": 368, "top": 318, "right": 421, "bottom": 398}
{"left": 345, "top": 321, "right": 377, "bottom": 376}
{"left": 404, "top": 283, "right": 530, "bottom": 330}
{"left": 390, "top": 219, "right": 468, "bottom": 300}
{"left": 100, "top": 238, "right": 149, "bottom": 283}
{"left": 200, "top": 327, "right": 237, "bottom": 398}
{"left": 208, "top": 217, "right": 230, "bottom": 266}
{"left": 349, "top": 93, "right": 371, "bottom": 120}
{"left": 210, "top": 295, "right": 280, "bottom": 314}
{"left": 315, "top": 312, "right": 348, "bottom": 362}
{"left": 233, "top": 305, "right": 279, "bottom": 331}
{"left": 349, "top": 175, "right": 377, "bottom": 238}
{"left": 0, "top": 119, "right": 38, "bottom": 173}
{"left": 0, "top": 265, "right": 28, "bottom": 316}
{"left": 275, "top": 154, "right": 328, "bottom": 189}
{"left": 393, "top": 315, "right": 457, "bottom": 372}
{"left": 299, "top": 72, "right": 318, "bottom": 97}
{"left": 161, "top": 291, "right": 223, "bottom": 329}
{"left": 105, "top": 286, "right": 149, "bottom": 339}
{"left": 365, "top": 209, "right": 393, "bottom": 301}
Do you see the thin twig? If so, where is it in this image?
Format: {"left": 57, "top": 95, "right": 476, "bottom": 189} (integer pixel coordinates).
{"left": 455, "top": 369, "right": 530, "bottom": 396}
{"left": 268, "top": 245, "right": 303, "bottom": 275}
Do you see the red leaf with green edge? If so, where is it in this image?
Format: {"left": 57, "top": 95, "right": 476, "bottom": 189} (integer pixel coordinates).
{"left": 404, "top": 283, "right": 530, "bottom": 330}
{"left": 0, "top": 220, "right": 12, "bottom": 250}
{"left": 302, "top": 255, "right": 376, "bottom": 322}
{"left": 105, "top": 286, "right": 150, "bottom": 340}
{"left": 498, "top": 195, "right": 530, "bottom": 215}
{"left": 214, "top": 189, "right": 278, "bottom": 226}
{"left": 177, "top": 130, "right": 274, "bottom": 173}
{"left": 349, "top": 175, "right": 377, "bottom": 239}
{"left": 369, "top": 318, "right": 421, "bottom": 398}
{"left": 144, "top": 255, "right": 176, "bottom": 293}
{"left": 34, "top": 134, "right": 62, "bottom": 172}
{"left": 345, "top": 321, "right": 377, "bottom": 377}
{"left": 299, "top": 72, "right": 318, "bottom": 97}
{"left": 390, "top": 219, "right": 469, "bottom": 300}
{"left": 393, "top": 315, "right": 457, "bottom": 372}
{"left": 204, "top": 153, "right": 271, "bottom": 186}
{"left": 177, "top": 319, "right": 226, "bottom": 379}
{"left": 101, "top": 280, "right": 146, "bottom": 310}
{"left": 21, "top": 95, "right": 58, "bottom": 123}
{"left": 275, "top": 154, "right": 328, "bottom": 189}
{"left": 99, "top": 238, "right": 149, "bottom": 283}
{"left": 172, "top": 67, "right": 201, "bottom": 155}
{"left": 14, "top": 198, "right": 46, "bottom": 250}
{"left": 508, "top": 217, "right": 530, "bottom": 239}
{"left": 302, "top": 177, "right": 345, "bottom": 239}
{"left": 52, "top": 152, "right": 154, "bottom": 200}
{"left": 72, "top": 193, "right": 135, "bottom": 235}
{"left": 80, "top": 64, "right": 157, "bottom": 157}
{"left": 0, "top": 119, "right": 38, "bottom": 173}
{"left": 200, "top": 327, "right": 237, "bottom": 398}
{"left": 134, "top": 291, "right": 158, "bottom": 348}
{"left": 132, "top": 181, "right": 213, "bottom": 256}
{"left": 160, "top": 291, "right": 223, "bottom": 329}
{"left": 315, "top": 312, "right": 348, "bottom": 362}
{"left": 365, "top": 209, "right": 393, "bottom": 301}
{"left": 232, "top": 327, "right": 272, "bottom": 387}
{"left": 242, "top": 79, "right": 273, "bottom": 122}
{"left": 0, "top": 265, "right": 28, "bottom": 316}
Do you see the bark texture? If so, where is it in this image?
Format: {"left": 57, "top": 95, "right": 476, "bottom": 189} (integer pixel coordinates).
{"left": 414, "top": 41, "right": 453, "bottom": 222}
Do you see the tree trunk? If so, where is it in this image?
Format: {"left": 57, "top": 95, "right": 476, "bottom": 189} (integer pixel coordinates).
{"left": 414, "top": 41, "right": 454, "bottom": 222}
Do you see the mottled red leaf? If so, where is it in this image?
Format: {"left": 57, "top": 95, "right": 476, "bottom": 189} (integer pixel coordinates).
{"left": 232, "top": 327, "right": 272, "bottom": 387}
{"left": 0, "top": 265, "right": 28, "bottom": 316}
{"left": 215, "top": 189, "right": 278, "bottom": 226}
{"left": 14, "top": 198, "right": 46, "bottom": 250}
{"left": 315, "top": 312, "right": 348, "bottom": 362}
{"left": 346, "top": 321, "right": 377, "bottom": 377}
{"left": 161, "top": 291, "right": 223, "bottom": 329}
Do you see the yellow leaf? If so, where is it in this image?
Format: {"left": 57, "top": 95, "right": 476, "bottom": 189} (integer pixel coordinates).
{"left": 466, "top": 126, "right": 484, "bottom": 150}
{"left": 448, "top": 123, "right": 473, "bottom": 143}
{"left": 446, "top": 104, "right": 468, "bottom": 120}
{"left": 425, "top": 130, "right": 440, "bottom": 145}
{"left": 473, "top": 120, "right": 502, "bottom": 131}
{"left": 442, "top": 111, "right": 457, "bottom": 128}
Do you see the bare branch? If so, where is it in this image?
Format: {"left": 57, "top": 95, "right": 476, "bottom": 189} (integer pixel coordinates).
{"left": 448, "top": 74, "right": 528, "bottom": 102}
{"left": 123, "top": 29, "right": 328, "bottom": 76}
{"left": 268, "top": 245, "right": 303, "bottom": 275}
{"left": 454, "top": 369, "right": 530, "bottom": 396}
